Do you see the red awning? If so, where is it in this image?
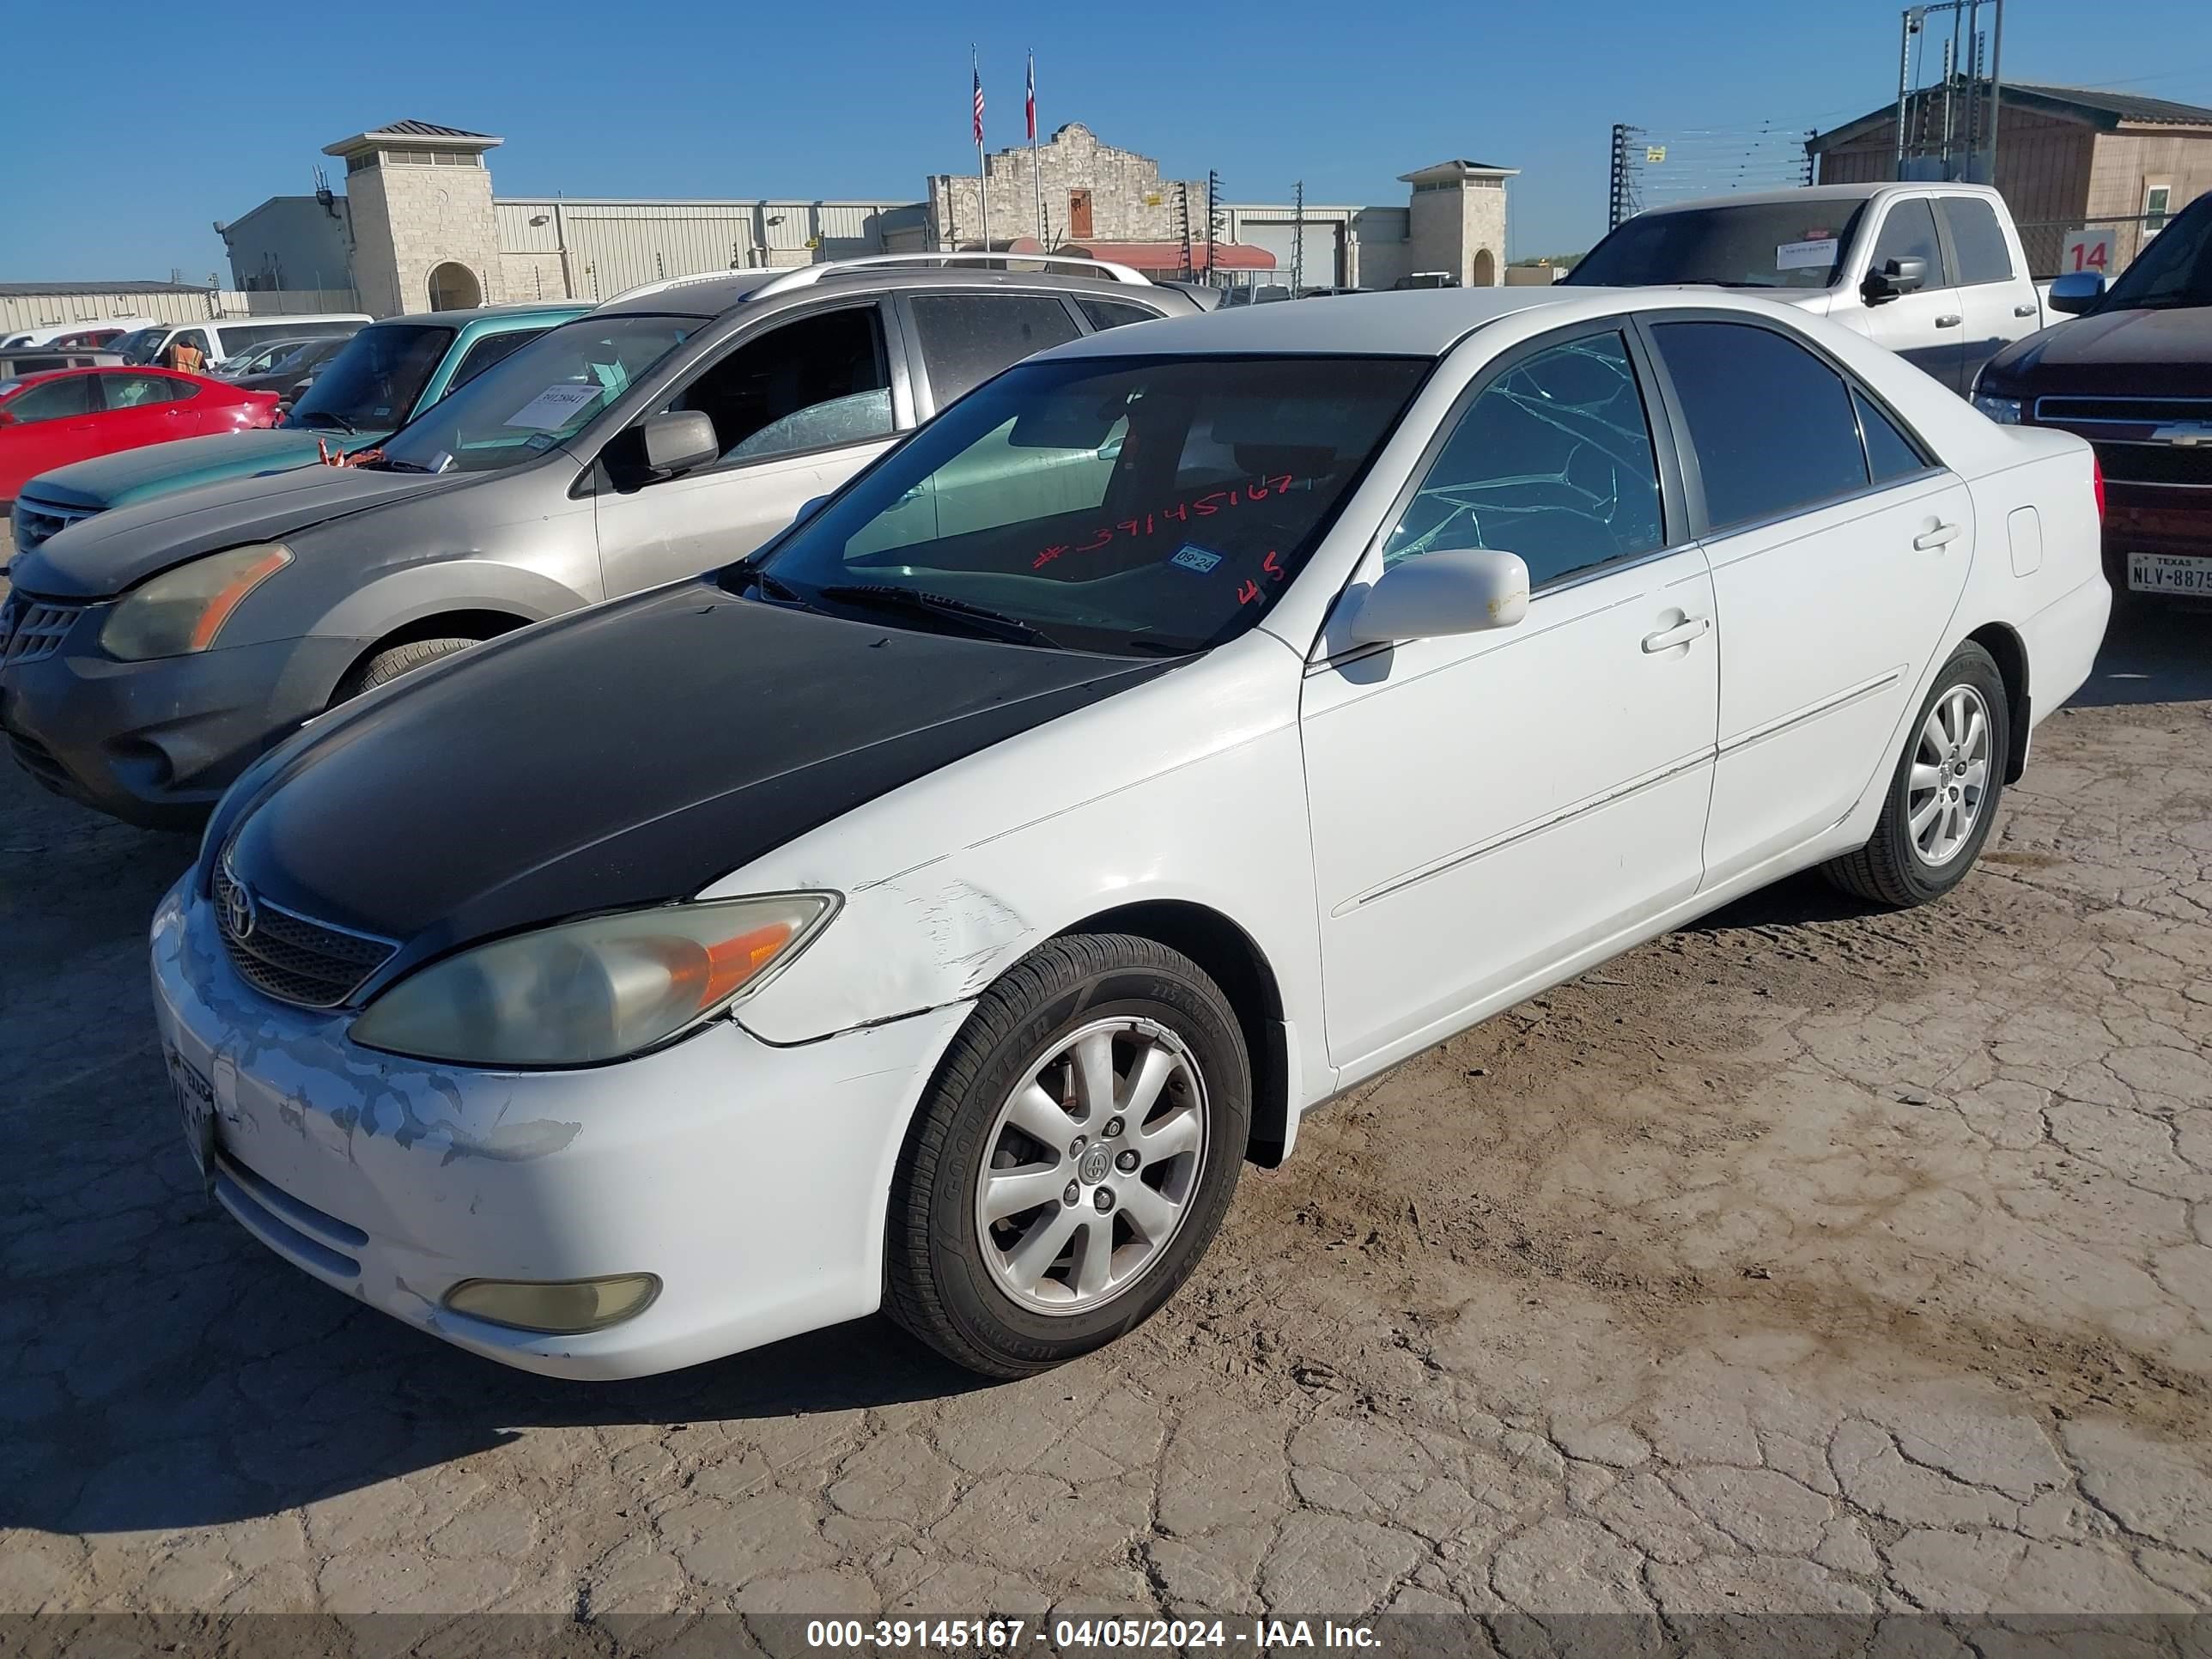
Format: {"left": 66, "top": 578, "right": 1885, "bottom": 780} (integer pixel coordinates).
{"left": 1059, "top": 240, "right": 1277, "bottom": 274}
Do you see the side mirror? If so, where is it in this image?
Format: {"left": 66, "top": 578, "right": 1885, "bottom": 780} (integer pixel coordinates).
{"left": 1862, "top": 255, "right": 1928, "bottom": 303}
{"left": 793, "top": 494, "right": 829, "bottom": 526}
{"left": 2048, "top": 271, "right": 2106, "bottom": 315}
{"left": 1346, "top": 550, "right": 1530, "bottom": 647}
{"left": 641, "top": 410, "right": 720, "bottom": 477}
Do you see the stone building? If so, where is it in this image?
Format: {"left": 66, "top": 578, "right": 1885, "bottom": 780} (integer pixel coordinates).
{"left": 217, "top": 118, "right": 1516, "bottom": 315}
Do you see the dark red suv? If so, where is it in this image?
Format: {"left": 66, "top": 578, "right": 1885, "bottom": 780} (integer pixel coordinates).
{"left": 1972, "top": 188, "right": 2212, "bottom": 602}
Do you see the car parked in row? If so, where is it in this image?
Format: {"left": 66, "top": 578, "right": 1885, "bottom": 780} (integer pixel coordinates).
{"left": 1972, "top": 187, "right": 2212, "bottom": 602}
{"left": 1569, "top": 182, "right": 2051, "bottom": 394}
{"left": 147, "top": 283, "right": 2107, "bottom": 1380}
{"left": 0, "top": 318, "right": 155, "bottom": 350}
{"left": 11, "top": 303, "right": 587, "bottom": 554}
{"left": 210, "top": 337, "right": 322, "bottom": 380}
{"left": 108, "top": 313, "right": 368, "bottom": 374}
{"left": 1, "top": 257, "right": 1198, "bottom": 825}
{"left": 227, "top": 335, "right": 355, "bottom": 410}
{"left": 0, "top": 367, "right": 279, "bottom": 509}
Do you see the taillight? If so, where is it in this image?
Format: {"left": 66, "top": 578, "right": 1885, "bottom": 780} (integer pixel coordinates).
{"left": 2092, "top": 454, "right": 2106, "bottom": 521}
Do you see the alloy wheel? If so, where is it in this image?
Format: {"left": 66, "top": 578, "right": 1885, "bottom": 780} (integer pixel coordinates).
{"left": 972, "top": 1016, "right": 1208, "bottom": 1316}
{"left": 1909, "top": 683, "right": 1993, "bottom": 866}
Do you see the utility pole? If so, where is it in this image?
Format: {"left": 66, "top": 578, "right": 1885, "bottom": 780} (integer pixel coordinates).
{"left": 1205, "top": 170, "right": 1220, "bottom": 288}
{"left": 1985, "top": 0, "right": 2005, "bottom": 188}
{"left": 1177, "top": 184, "right": 1194, "bottom": 281}
{"left": 1292, "top": 180, "right": 1304, "bottom": 294}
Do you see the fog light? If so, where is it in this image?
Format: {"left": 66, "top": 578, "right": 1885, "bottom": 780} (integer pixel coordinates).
{"left": 442, "top": 1273, "right": 660, "bottom": 1334}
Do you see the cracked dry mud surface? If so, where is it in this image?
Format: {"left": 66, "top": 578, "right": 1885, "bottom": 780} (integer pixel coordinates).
{"left": 2, "top": 599, "right": 2209, "bottom": 1624}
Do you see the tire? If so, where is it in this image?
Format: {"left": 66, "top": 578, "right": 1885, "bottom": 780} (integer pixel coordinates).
{"left": 334, "top": 636, "right": 479, "bottom": 703}
{"left": 884, "top": 933, "right": 1250, "bottom": 1378}
{"left": 1822, "top": 641, "right": 2009, "bottom": 908}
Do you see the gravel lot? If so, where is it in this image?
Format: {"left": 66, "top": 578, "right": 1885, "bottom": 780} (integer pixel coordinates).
{"left": 2, "top": 581, "right": 2209, "bottom": 1626}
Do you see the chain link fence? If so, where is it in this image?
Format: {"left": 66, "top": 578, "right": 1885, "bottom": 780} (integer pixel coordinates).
{"left": 2014, "top": 212, "right": 2167, "bottom": 283}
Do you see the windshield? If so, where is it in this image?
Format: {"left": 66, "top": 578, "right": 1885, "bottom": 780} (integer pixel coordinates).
{"left": 284, "top": 324, "right": 453, "bottom": 432}
{"left": 744, "top": 354, "right": 1429, "bottom": 655}
{"left": 2103, "top": 191, "right": 2212, "bottom": 310}
{"left": 1569, "top": 202, "right": 1869, "bottom": 290}
{"left": 372, "top": 314, "right": 699, "bottom": 473}
{"left": 112, "top": 326, "right": 167, "bottom": 364}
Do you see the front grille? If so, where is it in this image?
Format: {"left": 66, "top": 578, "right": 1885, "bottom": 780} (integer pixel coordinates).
{"left": 2035, "top": 395, "right": 2212, "bottom": 426}
{"left": 9, "top": 495, "right": 97, "bottom": 555}
{"left": 214, "top": 855, "right": 398, "bottom": 1009}
{"left": 0, "top": 592, "right": 83, "bottom": 667}
{"left": 2093, "top": 441, "right": 2212, "bottom": 489}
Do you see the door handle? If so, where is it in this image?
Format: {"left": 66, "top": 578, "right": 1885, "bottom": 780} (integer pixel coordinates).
{"left": 1641, "top": 616, "right": 1710, "bottom": 653}
{"left": 1913, "top": 522, "right": 1962, "bottom": 550}
{"left": 2014, "top": 302, "right": 2037, "bottom": 317}
{"left": 1935, "top": 314, "right": 1962, "bottom": 328}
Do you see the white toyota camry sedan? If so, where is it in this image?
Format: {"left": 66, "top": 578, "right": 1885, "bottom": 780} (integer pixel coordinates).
{"left": 151, "top": 284, "right": 2110, "bottom": 1380}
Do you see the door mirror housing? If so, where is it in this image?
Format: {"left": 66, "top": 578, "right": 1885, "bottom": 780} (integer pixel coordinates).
{"left": 1346, "top": 550, "right": 1531, "bottom": 647}
{"left": 793, "top": 494, "right": 829, "bottom": 526}
{"left": 641, "top": 410, "right": 720, "bottom": 477}
{"left": 1863, "top": 254, "right": 1928, "bottom": 304}
{"left": 2048, "top": 271, "right": 2106, "bottom": 314}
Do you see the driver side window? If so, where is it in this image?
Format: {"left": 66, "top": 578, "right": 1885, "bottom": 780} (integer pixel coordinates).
{"left": 665, "top": 305, "right": 894, "bottom": 468}
{"left": 1382, "top": 330, "right": 1665, "bottom": 586}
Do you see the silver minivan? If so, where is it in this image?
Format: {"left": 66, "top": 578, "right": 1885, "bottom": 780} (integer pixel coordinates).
{"left": 1, "top": 256, "right": 1201, "bottom": 827}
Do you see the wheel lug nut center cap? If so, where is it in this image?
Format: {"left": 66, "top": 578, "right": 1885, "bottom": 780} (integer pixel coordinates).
{"left": 1078, "top": 1146, "right": 1114, "bottom": 1184}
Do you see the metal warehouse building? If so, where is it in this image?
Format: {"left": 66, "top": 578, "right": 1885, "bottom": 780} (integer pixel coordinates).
{"left": 214, "top": 119, "right": 1518, "bottom": 316}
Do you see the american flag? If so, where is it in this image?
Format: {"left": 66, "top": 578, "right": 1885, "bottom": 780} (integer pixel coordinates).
{"left": 1025, "top": 52, "right": 1036, "bottom": 143}
{"left": 972, "top": 53, "right": 985, "bottom": 147}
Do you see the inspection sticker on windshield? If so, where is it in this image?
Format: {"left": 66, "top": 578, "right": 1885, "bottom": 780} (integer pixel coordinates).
{"left": 1170, "top": 544, "right": 1224, "bottom": 574}
{"left": 503, "top": 383, "right": 602, "bottom": 430}
{"left": 1777, "top": 238, "right": 1839, "bottom": 270}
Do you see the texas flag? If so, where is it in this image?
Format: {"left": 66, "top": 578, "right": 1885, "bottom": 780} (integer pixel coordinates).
{"left": 1026, "top": 52, "right": 1036, "bottom": 143}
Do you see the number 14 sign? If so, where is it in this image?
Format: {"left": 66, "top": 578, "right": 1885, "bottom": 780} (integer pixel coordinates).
{"left": 2063, "top": 227, "right": 2115, "bottom": 275}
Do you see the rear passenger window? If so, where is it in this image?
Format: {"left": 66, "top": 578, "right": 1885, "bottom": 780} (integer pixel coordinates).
{"left": 1854, "top": 388, "right": 1929, "bottom": 483}
{"left": 1652, "top": 321, "right": 1868, "bottom": 530}
{"left": 451, "top": 328, "right": 544, "bottom": 388}
{"left": 1939, "top": 198, "right": 2014, "bottom": 286}
{"left": 910, "top": 294, "right": 1081, "bottom": 406}
{"left": 1075, "top": 298, "right": 1164, "bottom": 331}
{"left": 1383, "top": 330, "right": 1664, "bottom": 585}
{"left": 1869, "top": 199, "right": 1947, "bottom": 283}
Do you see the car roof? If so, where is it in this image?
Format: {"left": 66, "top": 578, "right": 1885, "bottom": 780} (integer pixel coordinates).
{"left": 591, "top": 263, "right": 1187, "bottom": 320}
{"left": 1635, "top": 181, "right": 2008, "bottom": 216}
{"left": 380, "top": 301, "right": 592, "bottom": 327}
{"left": 1048, "top": 283, "right": 1872, "bottom": 362}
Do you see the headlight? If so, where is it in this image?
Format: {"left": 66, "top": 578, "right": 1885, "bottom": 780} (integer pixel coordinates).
{"left": 349, "top": 893, "right": 838, "bottom": 1066}
{"left": 100, "top": 543, "right": 292, "bottom": 660}
{"left": 1972, "top": 393, "right": 2024, "bottom": 426}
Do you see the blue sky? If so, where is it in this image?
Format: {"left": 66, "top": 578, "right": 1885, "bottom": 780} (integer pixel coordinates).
{"left": 4, "top": 0, "right": 2209, "bottom": 282}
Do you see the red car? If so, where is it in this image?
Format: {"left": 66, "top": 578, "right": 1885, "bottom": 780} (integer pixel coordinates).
{"left": 0, "top": 367, "right": 281, "bottom": 506}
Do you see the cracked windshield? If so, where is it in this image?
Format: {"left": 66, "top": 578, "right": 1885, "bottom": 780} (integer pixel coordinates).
{"left": 747, "top": 354, "right": 1429, "bottom": 655}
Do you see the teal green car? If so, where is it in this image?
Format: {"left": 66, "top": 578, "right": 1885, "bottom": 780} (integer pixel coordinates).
{"left": 10, "top": 302, "right": 588, "bottom": 555}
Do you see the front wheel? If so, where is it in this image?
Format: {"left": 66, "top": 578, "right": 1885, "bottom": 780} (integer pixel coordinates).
{"left": 884, "top": 934, "right": 1249, "bottom": 1378}
{"left": 1822, "top": 641, "right": 2009, "bottom": 908}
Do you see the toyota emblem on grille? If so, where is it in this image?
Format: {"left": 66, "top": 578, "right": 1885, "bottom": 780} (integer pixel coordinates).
{"left": 221, "top": 867, "right": 258, "bottom": 941}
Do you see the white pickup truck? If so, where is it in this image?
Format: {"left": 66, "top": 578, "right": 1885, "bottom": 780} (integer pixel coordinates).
{"left": 1566, "top": 181, "right": 2051, "bottom": 394}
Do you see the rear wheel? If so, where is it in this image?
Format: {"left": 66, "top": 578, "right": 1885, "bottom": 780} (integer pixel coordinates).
{"left": 884, "top": 934, "right": 1249, "bottom": 1377}
{"left": 333, "top": 635, "right": 479, "bottom": 703}
{"left": 1822, "top": 641, "right": 2008, "bottom": 908}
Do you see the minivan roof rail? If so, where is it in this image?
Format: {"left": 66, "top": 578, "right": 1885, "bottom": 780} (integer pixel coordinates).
{"left": 750, "top": 252, "right": 1154, "bottom": 298}
{"left": 605, "top": 270, "right": 748, "bottom": 305}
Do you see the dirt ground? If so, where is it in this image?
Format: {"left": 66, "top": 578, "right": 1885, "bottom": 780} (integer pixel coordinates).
{"left": 2, "top": 587, "right": 2209, "bottom": 1626}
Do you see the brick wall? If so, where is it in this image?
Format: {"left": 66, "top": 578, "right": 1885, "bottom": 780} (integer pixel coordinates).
{"left": 930, "top": 123, "right": 1208, "bottom": 247}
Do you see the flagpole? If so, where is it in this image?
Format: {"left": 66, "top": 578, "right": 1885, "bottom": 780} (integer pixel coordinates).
{"left": 1030, "top": 51, "right": 1044, "bottom": 248}
{"left": 974, "top": 46, "right": 991, "bottom": 254}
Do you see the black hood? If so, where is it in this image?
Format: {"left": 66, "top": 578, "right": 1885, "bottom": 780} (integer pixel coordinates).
{"left": 14, "top": 464, "right": 459, "bottom": 599}
{"left": 210, "top": 583, "right": 1175, "bottom": 994}
{"left": 1982, "top": 305, "right": 2212, "bottom": 398}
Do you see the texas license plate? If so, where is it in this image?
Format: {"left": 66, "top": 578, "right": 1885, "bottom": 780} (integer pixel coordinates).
{"left": 170, "top": 1048, "right": 216, "bottom": 1192}
{"left": 2128, "top": 552, "right": 2212, "bottom": 594}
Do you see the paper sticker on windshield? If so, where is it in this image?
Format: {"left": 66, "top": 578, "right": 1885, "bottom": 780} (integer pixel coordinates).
{"left": 522, "top": 432, "right": 557, "bottom": 452}
{"left": 503, "top": 383, "right": 602, "bottom": 430}
{"left": 1170, "top": 544, "right": 1223, "bottom": 573}
{"left": 1777, "top": 239, "right": 1839, "bottom": 271}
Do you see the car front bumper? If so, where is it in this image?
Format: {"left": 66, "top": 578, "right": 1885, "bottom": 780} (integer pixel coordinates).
{"left": 149, "top": 878, "right": 973, "bottom": 1379}
{"left": 0, "top": 599, "right": 356, "bottom": 828}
